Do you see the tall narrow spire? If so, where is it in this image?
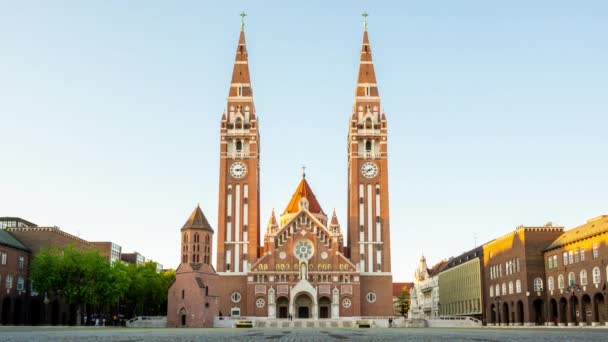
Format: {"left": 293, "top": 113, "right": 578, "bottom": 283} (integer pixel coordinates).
{"left": 351, "top": 15, "right": 381, "bottom": 120}
{"left": 227, "top": 14, "right": 255, "bottom": 117}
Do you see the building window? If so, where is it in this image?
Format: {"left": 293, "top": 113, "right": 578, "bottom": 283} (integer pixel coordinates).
{"left": 580, "top": 270, "right": 588, "bottom": 286}
{"left": 580, "top": 248, "right": 585, "bottom": 261}
{"left": 516, "top": 279, "right": 522, "bottom": 293}
{"left": 495, "top": 284, "right": 500, "bottom": 296}
{"left": 548, "top": 256, "right": 553, "bottom": 269}
{"left": 563, "top": 252, "right": 568, "bottom": 266}
{"left": 508, "top": 281, "right": 514, "bottom": 294}
{"left": 558, "top": 275, "right": 565, "bottom": 289}
{"left": 548, "top": 277, "right": 555, "bottom": 291}
{"left": 366, "top": 292, "right": 377, "bottom": 303}
{"left": 256, "top": 298, "right": 265, "bottom": 308}
{"left": 593, "top": 243, "right": 599, "bottom": 259}
{"left": 490, "top": 286, "right": 494, "bottom": 297}
{"left": 534, "top": 278, "right": 543, "bottom": 291}
{"left": 17, "top": 276, "right": 24, "bottom": 291}
{"left": 568, "top": 251, "right": 574, "bottom": 264}
{"left": 182, "top": 290, "right": 185, "bottom": 299}
{"left": 5, "top": 274, "right": 13, "bottom": 289}
{"left": 568, "top": 272, "right": 576, "bottom": 287}
{"left": 342, "top": 298, "right": 352, "bottom": 308}
{"left": 574, "top": 249, "right": 580, "bottom": 263}
{"left": 1, "top": 253, "right": 6, "bottom": 265}
{"left": 499, "top": 264, "right": 502, "bottom": 277}
{"left": 231, "top": 292, "right": 241, "bottom": 303}
{"left": 552, "top": 255, "right": 558, "bottom": 269}
{"left": 18, "top": 256, "right": 25, "bottom": 270}
{"left": 502, "top": 283, "right": 507, "bottom": 295}
{"left": 593, "top": 267, "right": 601, "bottom": 284}
{"left": 516, "top": 258, "right": 520, "bottom": 272}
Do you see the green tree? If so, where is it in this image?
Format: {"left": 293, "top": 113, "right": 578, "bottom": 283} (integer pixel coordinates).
{"left": 30, "top": 245, "right": 114, "bottom": 324}
{"left": 398, "top": 286, "right": 411, "bottom": 318}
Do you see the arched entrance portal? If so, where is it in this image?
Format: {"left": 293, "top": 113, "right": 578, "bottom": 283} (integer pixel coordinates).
{"left": 559, "top": 297, "right": 568, "bottom": 324}
{"left": 178, "top": 307, "right": 187, "bottom": 326}
{"left": 502, "top": 302, "right": 510, "bottom": 325}
{"left": 549, "top": 299, "right": 558, "bottom": 325}
{"left": 569, "top": 296, "right": 579, "bottom": 324}
{"left": 276, "top": 297, "right": 289, "bottom": 319}
{"left": 318, "top": 297, "right": 331, "bottom": 319}
{"left": 532, "top": 299, "right": 544, "bottom": 325}
{"left": 581, "top": 295, "right": 592, "bottom": 325}
{"left": 295, "top": 293, "right": 313, "bottom": 319}
{"left": 593, "top": 293, "right": 606, "bottom": 324}
{"left": 517, "top": 300, "right": 525, "bottom": 325}
{"left": 1, "top": 298, "right": 11, "bottom": 325}
{"left": 489, "top": 304, "right": 496, "bottom": 324}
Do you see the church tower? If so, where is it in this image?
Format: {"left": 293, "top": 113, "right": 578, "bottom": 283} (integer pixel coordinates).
{"left": 216, "top": 18, "right": 261, "bottom": 274}
{"left": 347, "top": 15, "right": 393, "bottom": 316}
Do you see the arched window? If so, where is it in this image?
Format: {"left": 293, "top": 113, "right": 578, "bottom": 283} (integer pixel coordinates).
{"left": 516, "top": 279, "right": 522, "bottom": 293}
{"left": 235, "top": 117, "right": 243, "bottom": 129}
{"left": 580, "top": 269, "right": 588, "bottom": 285}
{"left": 495, "top": 284, "right": 500, "bottom": 296}
{"left": 508, "top": 281, "right": 513, "bottom": 294}
{"left": 568, "top": 272, "right": 576, "bottom": 287}
{"left": 490, "top": 286, "right": 494, "bottom": 297}
{"left": 548, "top": 276, "right": 554, "bottom": 291}
{"left": 236, "top": 140, "right": 242, "bottom": 152}
{"left": 534, "top": 278, "right": 543, "bottom": 291}
{"left": 183, "top": 233, "right": 188, "bottom": 243}
{"left": 365, "top": 140, "right": 372, "bottom": 152}
{"left": 558, "top": 274, "right": 565, "bottom": 289}
{"left": 365, "top": 117, "right": 372, "bottom": 129}
{"left": 502, "top": 283, "right": 506, "bottom": 295}
{"left": 593, "top": 267, "right": 601, "bottom": 284}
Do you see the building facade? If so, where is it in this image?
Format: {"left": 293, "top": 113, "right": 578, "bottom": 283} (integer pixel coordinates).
{"left": 543, "top": 215, "right": 608, "bottom": 326}
{"left": 438, "top": 247, "right": 484, "bottom": 321}
{"left": 410, "top": 256, "right": 447, "bottom": 319}
{"left": 170, "top": 18, "right": 395, "bottom": 325}
{"left": 483, "top": 224, "right": 564, "bottom": 326}
{"left": 0, "top": 230, "right": 30, "bottom": 325}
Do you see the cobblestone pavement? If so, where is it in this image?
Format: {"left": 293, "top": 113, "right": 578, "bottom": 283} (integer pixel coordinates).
{"left": 0, "top": 327, "right": 605, "bottom": 342}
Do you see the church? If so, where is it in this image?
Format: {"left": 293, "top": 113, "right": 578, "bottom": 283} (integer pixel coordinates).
{"left": 167, "top": 16, "right": 394, "bottom": 327}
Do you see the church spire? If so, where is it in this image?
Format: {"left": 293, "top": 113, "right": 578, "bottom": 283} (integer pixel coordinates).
{"left": 352, "top": 13, "right": 381, "bottom": 120}
{"left": 227, "top": 14, "right": 255, "bottom": 117}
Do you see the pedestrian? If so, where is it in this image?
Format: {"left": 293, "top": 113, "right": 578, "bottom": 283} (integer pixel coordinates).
{"left": 388, "top": 317, "right": 393, "bottom": 328}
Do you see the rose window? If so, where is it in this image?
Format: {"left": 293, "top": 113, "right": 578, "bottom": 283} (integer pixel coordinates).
{"left": 342, "top": 298, "right": 352, "bottom": 308}
{"left": 294, "top": 240, "right": 314, "bottom": 260}
{"left": 256, "top": 298, "right": 265, "bottom": 308}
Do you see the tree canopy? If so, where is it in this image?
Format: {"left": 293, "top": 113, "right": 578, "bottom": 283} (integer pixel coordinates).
{"left": 30, "top": 244, "right": 175, "bottom": 321}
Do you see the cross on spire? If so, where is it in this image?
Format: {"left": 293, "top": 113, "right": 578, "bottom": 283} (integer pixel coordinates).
{"left": 301, "top": 165, "right": 306, "bottom": 178}
{"left": 240, "top": 11, "right": 247, "bottom": 32}
{"left": 362, "top": 11, "right": 369, "bottom": 31}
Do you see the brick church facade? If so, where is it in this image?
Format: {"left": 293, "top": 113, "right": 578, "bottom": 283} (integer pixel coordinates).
{"left": 168, "top": 18, "right": 394, "bottom": 327}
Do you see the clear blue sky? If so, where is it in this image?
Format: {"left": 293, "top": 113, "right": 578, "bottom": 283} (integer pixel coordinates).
{"left": 1, "top": 1, "right": 607, "bottom": 281}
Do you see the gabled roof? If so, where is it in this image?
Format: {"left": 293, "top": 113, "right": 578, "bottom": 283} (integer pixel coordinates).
{"left": 282, "top": 177, "right": 324, "bottom": 215}
{"left": 0, "top": 230, "right": 29, "bottom": 252}
{"left": 181, "top": 205, "right": 213, "bottom": 232}
{"left": 428, "top": 259, "right": 450, "bottom": 277}
{"left": 545, "top": 215, "right": 608, "bottom": 251}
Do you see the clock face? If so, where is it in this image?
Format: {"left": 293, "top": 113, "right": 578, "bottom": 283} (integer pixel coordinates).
{"left": 229, "top": 162, "right": 247, "bottom": 179}
{"left": 361, "top": 162, "right": 378, "bottom": 178}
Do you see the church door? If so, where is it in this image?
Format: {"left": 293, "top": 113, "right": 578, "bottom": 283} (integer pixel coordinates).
{"left": 298, "top": 306, "right": 309, "bottom": 319}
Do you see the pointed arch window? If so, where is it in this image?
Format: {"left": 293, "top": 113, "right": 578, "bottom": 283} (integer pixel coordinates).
{"left": 568, "top": 272, "right": 576, "bottom": 286}
{"left": 365, "top": 140, "right": 372, "bottom": 152}
{"left": 558, "top": 274, "right": 565, "bottom": 289}
{"left": 548, "top": 276, "right": 555, "bottom": 291}
{"left": 235, "top": 117, "right": 243, "bottom": 129}
{"left": 236, "top": 140, "right": 243, "bottom": 152}
{"left": 365, "top": 117, "right": 373, "bottom": 129}
{"left": 515, "top": 279, "right": 522, "bottom": 293}
{"left": 533, "top": 278, "right": 543, "bottom": 291}
{"left": 580, "top": 269, "right": 588, "bottom": 285}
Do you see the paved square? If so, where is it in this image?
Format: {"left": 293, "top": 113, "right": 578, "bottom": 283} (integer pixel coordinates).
{"left": 0, "top": 327, "right": 606, "bottom": 342}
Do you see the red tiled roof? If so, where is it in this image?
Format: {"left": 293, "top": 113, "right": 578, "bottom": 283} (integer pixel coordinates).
{"left": 182, "top": 205, "right": 213, "bottom": 232}
{"left": 282, "top": 177, "right": 325, "bottom": 215}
